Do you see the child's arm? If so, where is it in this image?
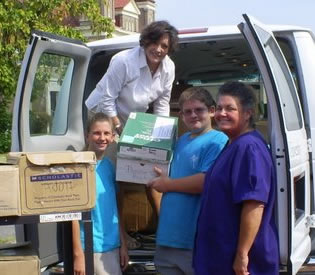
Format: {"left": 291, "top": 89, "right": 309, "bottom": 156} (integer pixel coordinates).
{"left": 148, "top": 167, "right": 205, "bottom": 194}
{"left": 117, "top": 189, "right": 129, "bottom": 271}
{"left": 119, "top": 222, "right": 129, "bottom": 271}
{"left": 72, "top": 220, "right": 86, "bottom": 275}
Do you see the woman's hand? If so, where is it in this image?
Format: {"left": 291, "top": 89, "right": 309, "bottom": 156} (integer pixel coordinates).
{"left": 233, "top": 252, "right": 249, "bottom": 275}
{"left": 112, "top": 116, "right": 122, "bottom": 135}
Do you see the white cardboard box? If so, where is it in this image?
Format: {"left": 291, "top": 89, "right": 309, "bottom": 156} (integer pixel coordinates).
{"left": 116, "top": 156, "right": 169, "bottom": 184}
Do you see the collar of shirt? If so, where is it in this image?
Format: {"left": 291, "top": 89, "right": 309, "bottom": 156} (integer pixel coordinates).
{"left": 139, "top": 46, "right": 169, "bottom": 78}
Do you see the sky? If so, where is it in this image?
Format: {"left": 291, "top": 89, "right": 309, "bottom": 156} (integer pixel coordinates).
{"left": 155, "top": 0, "right": 315, "bottom": 33}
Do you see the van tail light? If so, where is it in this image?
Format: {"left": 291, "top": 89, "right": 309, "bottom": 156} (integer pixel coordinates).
{"left": 179, "top": 28, "right": 208, "bottom": 35}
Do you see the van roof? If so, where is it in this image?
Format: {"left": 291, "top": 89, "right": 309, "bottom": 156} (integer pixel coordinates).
{"left": 87, "top": 24, "right": 311, "bottom": 49}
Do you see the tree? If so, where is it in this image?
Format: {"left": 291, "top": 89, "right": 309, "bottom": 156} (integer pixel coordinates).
{"left": 0, "top": 0, "right": 115, "bottom": 152}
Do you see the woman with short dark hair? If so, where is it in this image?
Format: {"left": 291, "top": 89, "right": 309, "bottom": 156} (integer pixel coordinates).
{"left": 85, "top": 20, "right": 179, "bottom": 250}
{"left": 86, "top": 20, "right": 178, "bottom": 131}
{"left": 193, "top": 81, "right": 279, "bottom": 275}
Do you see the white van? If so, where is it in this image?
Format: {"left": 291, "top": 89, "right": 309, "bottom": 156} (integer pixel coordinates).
{"left": 11, "top": 14, "right": 315, "bottom": 274}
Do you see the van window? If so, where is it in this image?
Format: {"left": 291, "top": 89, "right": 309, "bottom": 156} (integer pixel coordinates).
{"left": 29, "top": 53, "right": 73, "bottom": 136}
{"left": 255, "top": 25, "right": 303, "bottom": 131}
{"left": 294, "top": 172, "right": 306, "bottom": 224}
{"left": 170, "top": 39, "right": 269, "bottom": 140}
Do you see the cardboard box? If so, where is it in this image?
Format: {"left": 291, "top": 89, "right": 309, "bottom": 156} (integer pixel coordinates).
{"left": 122, "top": 184, "right": 157, "bottom": 232}
{"left": 0, "top": 246, "right": 40, "bottom": 275}
{"left": 117, "top": 112, "right": 177, "bottom": 184}
{"left": 0, "top": 151, "right": 96, "bottom": 216}
{"left": 118, "top": 112, "right": 177, "bottom": 161}
{"left": 0, "top": 165, "right": 20, "bottom": 216}
{"left": 116, "top": 157, "right": 169, "bottom": 184}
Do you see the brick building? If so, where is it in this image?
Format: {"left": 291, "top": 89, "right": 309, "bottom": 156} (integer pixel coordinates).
{"left": 80, "top": 0, "right": 156, "bottom": 40}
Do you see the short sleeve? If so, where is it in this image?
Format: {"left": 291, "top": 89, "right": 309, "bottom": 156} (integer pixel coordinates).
{"left": 198, "top": 133, "right": 228, "bottom": 173}
{"left": 231, "top": 144, "right": 272, "bottom": 204}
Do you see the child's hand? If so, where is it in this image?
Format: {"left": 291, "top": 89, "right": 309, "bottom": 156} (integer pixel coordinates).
{"left": 73, "top": 251, "right": 85, "bottom": 275}
{"left": 147, "top": 167, "right": 171, "bottom": 193}
{"left": 120, "top": 244, "right": 129, "bottom": 271}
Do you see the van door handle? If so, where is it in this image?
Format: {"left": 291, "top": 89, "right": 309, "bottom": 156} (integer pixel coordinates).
{"left": 275, "top": 155, "right": 284, "bottom": 159}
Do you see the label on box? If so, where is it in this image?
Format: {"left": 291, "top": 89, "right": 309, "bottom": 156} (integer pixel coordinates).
{"left": 23, "top": 164, "right": 92, "bottom": 210}
{"left": 40, "top": 212, "right": 82, "bottom": 223}
{"left": 152, "top": 117, "right": 176, "bottom": 139}
{"left": 119, "top": 146, "right": 167, "bottom": 160}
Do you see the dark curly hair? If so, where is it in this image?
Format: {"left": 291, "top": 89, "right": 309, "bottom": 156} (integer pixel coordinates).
{"left": 139, "top": 20, "right": 178, "bottom": 54}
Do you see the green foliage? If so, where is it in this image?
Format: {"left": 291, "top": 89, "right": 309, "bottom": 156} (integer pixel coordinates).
{"left": 29, "top": 110, "right": 51, "bottom": 135}
{"left": 0, "top": 0, "right": 115, "bottom": 153}
{"left": 0, "top": 107, "right": 12, "bottom": 153}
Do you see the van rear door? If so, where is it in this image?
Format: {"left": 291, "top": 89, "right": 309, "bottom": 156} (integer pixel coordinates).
{"left": 11, "top": 30, "right": 91, "bottom": 152}
{"left": 10, "top": 30, "right": 91, "bottom": 268}
{"left": 239, "top": 15, "right": 311, "bottom": 274}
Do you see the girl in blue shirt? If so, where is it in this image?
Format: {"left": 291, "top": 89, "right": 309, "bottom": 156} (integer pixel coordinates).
{"left": 72, "top": 113, "right": 129, "bottom": 275}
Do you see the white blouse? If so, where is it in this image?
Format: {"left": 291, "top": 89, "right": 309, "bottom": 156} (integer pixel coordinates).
{"left": 85, "top": 46, "right": 175, "bottom": 125}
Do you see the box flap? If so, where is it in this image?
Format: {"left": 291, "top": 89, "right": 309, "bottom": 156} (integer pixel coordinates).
{"left": 7, "top": 151, "right": 96, "bottom": 165}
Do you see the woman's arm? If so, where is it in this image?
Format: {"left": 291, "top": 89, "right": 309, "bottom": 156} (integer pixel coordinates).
{"left": 72, "top": 220, "right": 86, "bottom": 275}
{"left": 233, "top": 200, "right": 264, "bottom": 275}
{"left": 88, "top": 54, "right": 127, "bottom": 117}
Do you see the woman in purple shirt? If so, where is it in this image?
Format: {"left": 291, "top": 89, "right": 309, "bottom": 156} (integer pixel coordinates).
{"left": 193, "top": 81, "right": 279, "bottom": 275}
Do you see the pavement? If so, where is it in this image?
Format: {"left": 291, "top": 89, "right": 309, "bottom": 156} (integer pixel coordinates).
{"left": 1, "top": 225, "right": 315, "bottom": 274}
{"left": 0, "top": 225, "right": 15, "bottom": 241}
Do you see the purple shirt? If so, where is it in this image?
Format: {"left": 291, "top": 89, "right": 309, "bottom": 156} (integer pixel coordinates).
{"left": 193, "top": 130, "right": 279, "bottom": 275}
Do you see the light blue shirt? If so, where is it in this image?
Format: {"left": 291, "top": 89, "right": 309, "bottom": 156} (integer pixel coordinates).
{"left": 157, "top": 130, "right": 228, "bottom": 249}
{"left": 80, "top": 157, "right": 120, "bottom": 252}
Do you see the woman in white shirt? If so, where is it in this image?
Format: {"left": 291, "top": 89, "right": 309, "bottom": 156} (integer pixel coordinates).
{"left": 86, "top": 20, "right": 178, "bottom": 132}
{"left": 85, "top": 20, "right": 178, "bottom": 249}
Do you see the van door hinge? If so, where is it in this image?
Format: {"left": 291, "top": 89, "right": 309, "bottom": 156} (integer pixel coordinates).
{"left": 307, "top": 138, "right": 312, "bottom": 153}
{"left": 306, "top": 215, "right": 315, "bottom": 228}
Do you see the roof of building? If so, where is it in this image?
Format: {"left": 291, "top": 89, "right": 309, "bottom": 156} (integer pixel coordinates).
{"left": 115, "top": 0, "right": 131, "bottom": 9}
{"left": 134, "top": 0, "right": 155, "bottom": 2}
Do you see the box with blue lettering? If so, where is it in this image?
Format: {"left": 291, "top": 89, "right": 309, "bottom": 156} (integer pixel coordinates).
{"left": 3, "top": 151, "right": 96, "bottom": 215}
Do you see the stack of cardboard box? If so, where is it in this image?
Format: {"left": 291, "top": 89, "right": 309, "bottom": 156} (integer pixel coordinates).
{"left": 0, "top": 246, "right": 40, "bottom": 275}
{"left": 116, "top": 112, "right": 178, "bottom": 184}
{"left": 116, "top": 112, "right": 178, "bottom": 232}
{"left": 0, "top": 151, "right": 96, "bottom": 216}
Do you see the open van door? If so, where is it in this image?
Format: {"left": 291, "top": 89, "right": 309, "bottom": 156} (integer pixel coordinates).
{"left": 11, "top": 30, "right": 91, "bottom": 153}
{"left": 239, "top": 15, "right": 311, "bottom": 274}
{"left": 10, "top": 30, "right": 91, "bottom": 267}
